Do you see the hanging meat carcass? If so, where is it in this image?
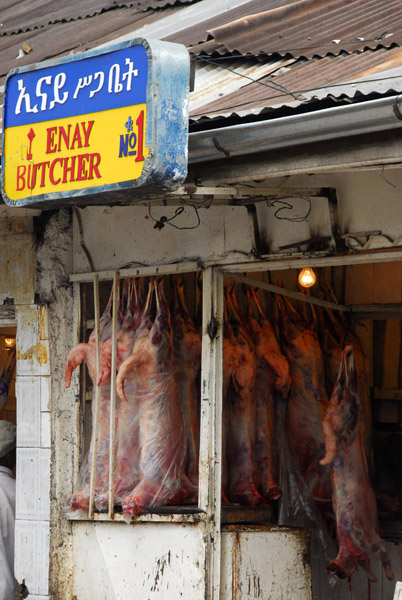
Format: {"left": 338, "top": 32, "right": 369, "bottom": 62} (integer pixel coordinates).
{"left": 275, "top": 292, "right": 331, "bottom": 506}
{"left": 246, "top": 287, "right": 291, "bottom": 501}
{"left": 116, "top": 277, "right": 189, "bottom": 514}
{"left": 112, "top": 278, "right": 150, "bottom": 506}
{"left": 322, "top": 283, "right": 374, "bottom": 476}
{"left": 171, "top": 278, "right": 201, "bottom": 487}
{"left": 65, "top": 288, "right": 116, "bottom": 510}
{"left": 224, "top": 285, "right": 266, "bottom": 506}
{"left": 320, "top": 345, "right": 394, "bottom": 582}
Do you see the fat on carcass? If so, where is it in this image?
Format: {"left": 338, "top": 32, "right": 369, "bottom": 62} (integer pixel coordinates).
{"left": 171, "top": 278, "right": 201, "bottom": 487}
{"left": 116, "top": 278, "right": 190, "bottom": 514}
{"left": 275, "top": 293, "right": 331, "bottom": 507}
{"left": 224, "top": 286, "right": 266, "bottom": 506}
{"left": 320, "top": 345, "right": 394, "bottom": 582}
{"left": 246, "top": 287, "right": 291, "bottom": 501}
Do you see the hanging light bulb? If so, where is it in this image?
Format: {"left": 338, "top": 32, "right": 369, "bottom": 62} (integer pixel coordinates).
{"left": 298, "top": 267, "right": 316, "bottom": 288}
{"left": 4, "top": 337, "right": 16, "bottom": 348}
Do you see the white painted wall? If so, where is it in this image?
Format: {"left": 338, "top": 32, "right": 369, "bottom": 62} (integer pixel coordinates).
{"left": 72, "top": 169, "right": 402, "bottom": 273}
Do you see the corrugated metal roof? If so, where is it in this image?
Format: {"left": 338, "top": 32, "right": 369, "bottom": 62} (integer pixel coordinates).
{"left": 2, "top": 0, "right": 402, "bottom": 138}
{"left": 191, "top": 0, "right": 402, "bottom": 58}
{"left": 189, "top": 47, "right": 402, "bottom": 121}
{"left": 0, "top": 0, "right": 198, "bottom": 35}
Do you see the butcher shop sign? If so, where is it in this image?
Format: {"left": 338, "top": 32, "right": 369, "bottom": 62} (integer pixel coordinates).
{"left": 1, "top": 38, "right": 190, "bottom": 208}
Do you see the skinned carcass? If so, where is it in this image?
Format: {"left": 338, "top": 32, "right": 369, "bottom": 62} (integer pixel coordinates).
{"left": 224, "top": 286, "right": 266, "bottom": 506}
{"left": 65, "top": 288, "right": 117, "bottom": 511}
{"left": 171, "top": 278, "right": 201, "bottom": 487}
{"left": 320, "top": 345, "right": 394, "bottom": 582}
{"left": 116, "top": 278, "right": 190, "bottom": 514}
{"left": 246, "top": 287, "right": 291, "bottom": 501}
{"left": 275, "top": 293, "right": 331, "bottom": 507}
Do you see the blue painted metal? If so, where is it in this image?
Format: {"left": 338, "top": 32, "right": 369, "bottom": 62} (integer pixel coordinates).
{"left": 1, "top": 38, "right": 190, "bottom": 208}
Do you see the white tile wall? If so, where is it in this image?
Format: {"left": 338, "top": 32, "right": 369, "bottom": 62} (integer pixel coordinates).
{"left": 41, "top": 413, "right": 51, "bottom": 449}
{"left": 16, "top": 378, "right": 41, "bottom": 447}
{"left": 40, "top": 377, "right": 51, "bottom": 412}
{"left": 39, "top": 450, "right": 50, "bottom": 521}
{"left": 15, "top": 304, "right": 51, "bottom": 600}
{"left": 14, "top": 520, "right": 39, "bottom": 593}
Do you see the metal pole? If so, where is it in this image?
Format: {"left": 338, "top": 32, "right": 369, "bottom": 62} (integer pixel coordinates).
{"left": 88, "top": 274, "right": 101, "bottom": 520}
{"left": 108, "top": 271, "right": 119, "bottom": 518}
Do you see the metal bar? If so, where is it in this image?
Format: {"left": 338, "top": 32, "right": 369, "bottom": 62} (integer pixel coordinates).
{"left": 216, "top": 249, "right": 402, "bottom": 272}
{"left": 168, "top": 185, "right": 333, "bottom": 199}
{"left": 373, "top": 388, "right": 402, "bottom": 401}
{"left": 70, "top": 249, "right": 402, "bottom": 284}
{"left": 70, "top": 261, "right": 202, "bottom": 283}
{"left": 73, "top": 282, "right": 82, "bottom": 489}
{"left": 225, "top": 273, "right": 349, "bottom": 313}
{"left": 108, "top": 272, "right": 119, "bottom": 519}
{"left": 88, "top": 274, "right": 101, "bottom": 520}
{"left": 199, "top": 267, "right": 223, "bottom": 600}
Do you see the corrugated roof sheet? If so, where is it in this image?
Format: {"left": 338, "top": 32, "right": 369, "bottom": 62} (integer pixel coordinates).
{"left": 2, "top": 0, "right": 402, "bottom": 137}
{"left": 0, "top": 0, "right": 198, "bottom": 35}
{"left": 189, "top": 47, "right": 402, "bottom": 121}
{"left": 191, "top": 0, "right": 402, "bottom": 58}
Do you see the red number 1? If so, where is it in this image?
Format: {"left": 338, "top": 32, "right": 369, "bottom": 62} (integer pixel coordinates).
{"left": 135, "top": 110, "right": 145, "bottom": 163}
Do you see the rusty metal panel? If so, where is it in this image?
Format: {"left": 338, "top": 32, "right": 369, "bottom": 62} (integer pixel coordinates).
{"left": 194, "top": 0, "right": 402, "bottom": 59}
{"left": 72, "top": 522, "right": 206, "bottom": 599}
{"left": 0, "top": 0, "right": 196, "bottom": 35}
{"left": 190, "top": 47, "right": 402, "bottom": 121}
{"left": 220, "top": 524, "right": 312, "bottom": 600}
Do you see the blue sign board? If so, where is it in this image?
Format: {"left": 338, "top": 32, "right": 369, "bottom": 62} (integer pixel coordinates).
{"left": 2, "top": 38, "right": 190, "bottom": 208}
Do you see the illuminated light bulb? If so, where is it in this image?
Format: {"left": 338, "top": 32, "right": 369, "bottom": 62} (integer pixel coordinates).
{"left": 298, "top": 267, "right": 316, "bottom": 288}
{"left": 4, "top": 337, "right": 15, "bottom": 348}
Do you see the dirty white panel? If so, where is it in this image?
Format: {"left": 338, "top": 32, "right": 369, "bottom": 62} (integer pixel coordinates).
{"left": 220, "top": 525, "right": 311, "bottom": 600}
{"left": 16, "top": 306, "right": 49, "bottom": 377}
{"left": 15, "top": 520, "right": 40, "bottom": 594}
{"left": 38, "top": 521, "right": 50, "bottom": 596}
{"left": 0, "top": 233, "right": 35, "bottom": 305}
{"left": 16, "top": 448, "right": 40, "bottom": 520}
{"left": 72, "top": 522, "right": 206, "bottom": 600}
{"left": 72, "top": 205, "right": 252, "bottom": 273}
{"left": 16, "top": 377, "right": 41, "bottom": 447}
{"left": 39, "top": 449, "right": 51, "bottom": 520}
{"left": 40, "top": 376, "right": 51, "bottom": 412}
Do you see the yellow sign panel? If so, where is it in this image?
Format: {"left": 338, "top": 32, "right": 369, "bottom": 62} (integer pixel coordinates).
{"left": 3, "top": 105, "right": 148, "bottom": 201}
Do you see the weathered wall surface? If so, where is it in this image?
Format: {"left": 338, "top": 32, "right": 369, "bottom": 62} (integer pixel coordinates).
{"left": 72, "top": 169, "right": 402, "bottom": 275}
{"left": 33, "top": 209, "right": 75, "bottom": 600}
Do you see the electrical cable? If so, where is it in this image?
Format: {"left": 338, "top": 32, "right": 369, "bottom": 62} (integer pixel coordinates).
{"left": 266, "top": 196, "right": 312, "bottom": 222}
{"left": 148, "top": 204, "right": 201, "bottom": 230}
{"left": 195, "top": 55, "right": 301, "bottom": 101}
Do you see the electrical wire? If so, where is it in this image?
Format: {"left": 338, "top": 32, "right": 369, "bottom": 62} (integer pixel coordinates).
{"left": 266, "top": 197, "right": 312, "bottom": 222}
{"left": 195, "top": 55, "right": 301, "bottom": 101}
{"left": 148, "top": 204, "right": 201, "bottom": 230}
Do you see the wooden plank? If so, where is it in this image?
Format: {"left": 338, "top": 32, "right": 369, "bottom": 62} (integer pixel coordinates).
{"left": 225, "top": 273, "right": 349, "bottom": 313}
{"left": 199, "top": 266, "right": 224, "bottom": 600}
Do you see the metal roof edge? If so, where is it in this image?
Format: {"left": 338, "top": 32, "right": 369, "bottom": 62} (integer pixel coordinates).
{"left": 188, "top": 95, "right": 402, "bottom": 163}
